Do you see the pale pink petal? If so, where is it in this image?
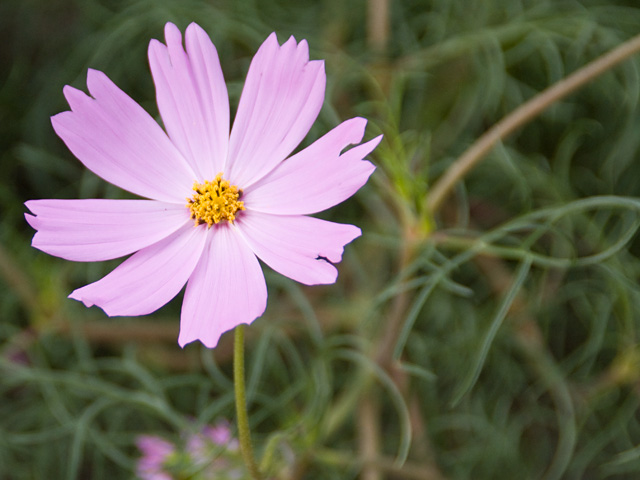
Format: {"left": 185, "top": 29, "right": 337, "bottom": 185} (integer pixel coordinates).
{"left": 69, "top": 225, "right": 207, "bottom": 316}
{"left": 25, "top": 199, "right": 189, "bottom": 261}
{"left": 243, "top": 118, "right": 380, "bottom": 215}
{"left": 52, "top": 69, "right": 195, "bottom": 203}
{"left": 227, "top": 33, "right": 326, "bottom": 188}
{"left": 179, "top": 225, "right": 267, "bottom": 348}
{"left": 235, "top": 211, "right": 361, "bottom": 285}
{"left": 149, "top": 22, "right": 229, "bottom": 179}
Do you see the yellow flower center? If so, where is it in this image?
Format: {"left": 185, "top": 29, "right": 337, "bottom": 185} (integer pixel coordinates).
{"left": 187, "top": 173, "right": 245, "bottom": 227}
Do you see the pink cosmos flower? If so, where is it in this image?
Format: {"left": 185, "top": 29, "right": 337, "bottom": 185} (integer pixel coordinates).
{"left": 25, "top": 22, "right": 381, "bottom": 348}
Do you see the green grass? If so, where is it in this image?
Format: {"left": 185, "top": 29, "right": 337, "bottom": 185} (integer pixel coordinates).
{"left": 3, "top": 0, "right": 640, "bottom": 478}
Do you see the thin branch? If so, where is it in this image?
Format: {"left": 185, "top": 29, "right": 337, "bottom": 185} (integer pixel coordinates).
{"left": 358, "top": 395, "right": 382, "bottom": 480}
{"left": 367, "top": 0, "right": 390, "bottom": 53}
{"left": 426, "top": 32, "right": 640, "bottom": 214}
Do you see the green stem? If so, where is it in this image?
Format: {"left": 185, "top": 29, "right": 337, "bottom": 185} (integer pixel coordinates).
{"left": 234, "top": 324, "right": 262, "bottom": 480}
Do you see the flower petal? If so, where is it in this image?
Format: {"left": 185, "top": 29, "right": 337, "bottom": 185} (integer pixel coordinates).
{"left": 69, "top": 224, "right": 206, "bottom": 316}
{"left": 244, "top": 118, "right": 380, "bottom": 215}
{"left": 149, "top": 22, "right": 230, "bottom": 179}
{"left": 227, "top": 33, "right": 326, "bottom": 188}
{"left": 52, "top": 69, "right": 195, "bottom": 203}
{"left": 236, "top": 211, "right": 361, "bottom": 285}
{"left": 179, "top": 225, "right": 267, "bottom": 348}
{"left": 25, "top": 199, "right": 189, "bottom": 261}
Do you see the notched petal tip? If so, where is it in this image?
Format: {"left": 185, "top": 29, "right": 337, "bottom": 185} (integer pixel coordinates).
{"left": 61, "top": 84, "right": 77, "bottom": 98}
{"left": 370, "top": 133, "right": 384, "bottom": 146}
{"left": 256, "top": 32, "right": 280, "bottom": 55}
{"left": 178, "top": 331, "right": 219, "bottom": 349}
{"left": 61, "top": 85, "right": 89, "bottom": 110}
{"left": 350, "top": 115, "right": 369, "bottom": 129}
{"left": 68, "top": 289, "right": 97, "bottom": 309}
{"left": 296, "top": 38, "right": 311, "bottom": 64}
{"left": 185, "top": 22, "right": 206, "bottom": 38}
{"left": 147, "top": 38, "right": 164, "bottom": 56}
{"left": 24, "top": 213, "right": 37, "bottom": 231}
{"left": 178, "top": 321, "right": 254, "bottom": 349}
{"left": 339, "top": 117, "right": 368, "bottom": 146}
{"left": 164, "top": 21, "right": 182, "bottom": 43}
{"left": 363, "top": 134, "right": 383, "bottom": 164}
{"left": 281, "top": 35, "right": 298, "bottom": 51}
{"left": 86, "top": 69, "right": 120, "bottom": 102}
{"left": 68, "top": 292, "right": 117, "bottom": 318}
{"left": 86, "top": 68, "right": 108, "bottom": 90}
{"left": 319, "top": 224, "right": 361, "bottom": 264}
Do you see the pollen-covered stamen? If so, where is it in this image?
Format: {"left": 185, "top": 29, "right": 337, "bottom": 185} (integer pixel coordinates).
{"left": 187, "top": 173, "right": 245, "bottom": 227}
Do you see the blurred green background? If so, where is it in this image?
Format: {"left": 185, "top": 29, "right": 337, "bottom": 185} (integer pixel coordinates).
{"left": 4, "top": 0, "right": 640, "bottom": 478}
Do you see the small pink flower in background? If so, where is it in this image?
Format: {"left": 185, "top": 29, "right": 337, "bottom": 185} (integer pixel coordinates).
{"left": 136, "top": 422, "right": 245, "bottom": 480}
{"left": 191, "top": 422, "right": 239, "bottom": 453}
{"left": 25, "top": 22, "right": 381, "bottom": 348}
{"left": 136, "top": 435, "right": 175, "bottom": 480}
{"left": 187, "top": 422, "right": 242, "bottom": 478}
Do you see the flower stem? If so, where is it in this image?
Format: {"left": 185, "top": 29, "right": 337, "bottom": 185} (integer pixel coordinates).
{"left": 425, "top": 32, "right": 640, "bottom": 214}
{"left": 234, "top": 324, "right": 262, "bottom": 480}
